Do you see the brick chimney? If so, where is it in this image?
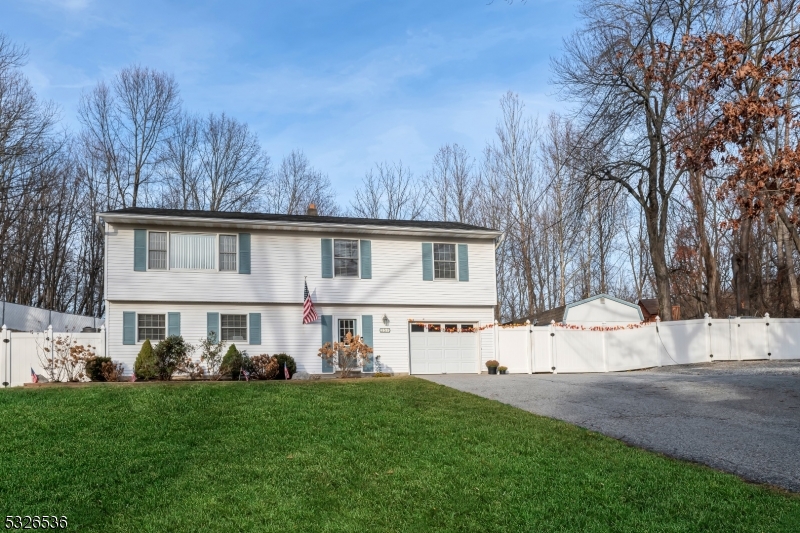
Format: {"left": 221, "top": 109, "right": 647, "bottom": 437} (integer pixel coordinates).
{"left": 306, "top": 203, "right": 318, "bottom": 216}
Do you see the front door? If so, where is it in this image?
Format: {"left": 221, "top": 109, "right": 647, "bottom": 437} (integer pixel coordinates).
{"left": 338, "top": 318, "right": 358, "bottom": 370}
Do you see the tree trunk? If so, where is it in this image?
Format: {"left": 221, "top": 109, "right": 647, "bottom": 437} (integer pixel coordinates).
{"left": 733, "top": 218, "right": 752, "bottom": 316}
{"left": 688, "top": 169, "right": 720, "bottom": 317}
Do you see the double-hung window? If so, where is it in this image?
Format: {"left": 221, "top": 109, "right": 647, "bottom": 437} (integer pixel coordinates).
{"left": 148, "top": 232, "right": 167, "bottom": 270}
{"left": 221, "top": 314, "right": 247, "bottom": 342}
{"left": 138, "top": 314, "right": 166, "bottom": 342}
{"left": 219, "top": 235, "right": 237, "bottom": 271}
{"left": 334, "top": 239, "right": 359, "bottom": 277}
{"left": 433, "top": 243, "right": 456, "bottom": 279}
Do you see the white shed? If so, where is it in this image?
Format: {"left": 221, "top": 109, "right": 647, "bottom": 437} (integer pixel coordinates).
{"left": 562, "top": 294, "right": 644, "bottom": 325}
{"left": 522, "top": 294, "right": 643, "bottom": 326}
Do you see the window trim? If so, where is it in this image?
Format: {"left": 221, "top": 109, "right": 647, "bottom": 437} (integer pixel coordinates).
{"left": 220, "top": 313, "right": 248, "bottom": 343}
{"left": 145, "top": 230, "right": 239, "bottom": 272}
{"left": 147, "top": 231, "right": 168, "bottom": 270}
{"left": 432, "top": 242, "right": 458, "bottom": 281}
{"left": 137, "top": 313, "right": 166, "bottom": 343}
{"left": 333, "top": 238, "right": 360, "bottom": 278}
{"left": 218, "top": 234, "right": 238, "bottom": 272}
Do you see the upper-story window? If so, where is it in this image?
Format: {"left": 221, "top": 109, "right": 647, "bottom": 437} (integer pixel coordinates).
{"left": 433, "top": 243, "right": 456, "bottom": 279}
{"left": 169, "top": 233, "right": 216, "bottom": 270}
{"left": 219, "top": 235, "right": 237, "bottom": 271}
{"left": 334, "top": 239, "right": 359, "bottom": 277}
{"left": 148, "top": 232, "right": 167, "bottom": 270}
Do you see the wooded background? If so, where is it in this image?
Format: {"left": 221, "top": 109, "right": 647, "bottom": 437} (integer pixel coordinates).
{"left": 2, "top": 0, "right": 800, "bottom": 322}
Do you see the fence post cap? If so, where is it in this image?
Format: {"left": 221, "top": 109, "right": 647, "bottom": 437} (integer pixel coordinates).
{"left": 525, "top": 319, "right": 531, "bottom": 325}
{"left": 704, "top": 313, "right": 709, "bottom": 319}
{"left": 655, "top": 316, "right": 661, "bottom": 322}
{"left": 550, "top": 320, "right": 556, "bottom": 325}
{"left": 764, "top": 313, "right": 770, "bottom": 319}
{"left": 494, "top": 320, "right": 499, "bottom": 325}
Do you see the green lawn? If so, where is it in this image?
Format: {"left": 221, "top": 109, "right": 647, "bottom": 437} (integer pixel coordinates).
{"left": 0, "top": 378, "right": 797, "bottom": 532}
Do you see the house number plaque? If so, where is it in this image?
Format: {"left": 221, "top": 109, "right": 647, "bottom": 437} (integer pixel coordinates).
{"left": 379, "top": 328, "right": 390, "bottom": 333}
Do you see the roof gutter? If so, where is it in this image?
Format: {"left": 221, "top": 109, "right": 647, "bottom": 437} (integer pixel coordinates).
{"left": 97, "top": 212, "right": 503, "bottom": 239}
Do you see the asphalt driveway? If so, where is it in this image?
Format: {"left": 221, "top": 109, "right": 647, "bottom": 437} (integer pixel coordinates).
{"left": 421, "top": 360, "right": 800, "bottom": 492}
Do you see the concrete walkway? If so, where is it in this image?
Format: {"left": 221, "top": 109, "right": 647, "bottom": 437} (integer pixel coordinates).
{"left": 422, "top": 360, "right": 800, "bottom": 492}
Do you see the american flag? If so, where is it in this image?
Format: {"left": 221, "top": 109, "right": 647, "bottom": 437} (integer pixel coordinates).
{"left": 30, "top": 368, "right": 38, "bottom": 384}
{"left": 303, "top": 279, "right": 318, "bottom": 324}
{"left": 284, "top": 363, "right": 291, "bottom": 380}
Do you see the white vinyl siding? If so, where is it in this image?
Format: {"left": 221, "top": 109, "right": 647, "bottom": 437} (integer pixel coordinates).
{"left": 219, "top": 235, "right": 237, "bottom": 271}
{"left": 109, "top": 226, "right": 497, "bottom": 306}
{"left": 221, "top": 314, "right": 247, "bottom": 342}
{"left": 169, "top": 233, "right": 216, "bottom": 270}
{"left": 433, "top": 243, "right": 456, "bottom": 279}
{"left": 108, "top": 303, "right": 496, "bottom": 375}
{"left": 138, "top": 314, "right": 166, "bottom": 342}
{"left": 148, "top": 232, "right": 167, "bottom": 270}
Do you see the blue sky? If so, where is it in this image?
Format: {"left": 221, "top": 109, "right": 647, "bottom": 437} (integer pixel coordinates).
{"left": 1, "top": 0, "right": 579, "bottom": 201}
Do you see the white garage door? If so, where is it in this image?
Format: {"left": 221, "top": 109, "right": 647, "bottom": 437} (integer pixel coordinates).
{"left": 410, "top": 323, "right": 478, "bottom": 374}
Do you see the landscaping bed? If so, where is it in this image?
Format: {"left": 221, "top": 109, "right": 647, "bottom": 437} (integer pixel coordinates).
{"left": 0, "top": 378, "right": 798, "bottom": 532}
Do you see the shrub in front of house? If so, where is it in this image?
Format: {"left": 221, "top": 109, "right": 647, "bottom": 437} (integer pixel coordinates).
{"left": 100, "top": 360, "right": 126, "bottom": 382}
{"left": 134, "top": 340, "right": 158, "bottom": 380}
{"left": 250, "top": 354, "right": 279, "bottom": 380}
{"left": 221, "top": 344, "right": 243, "bottom": 380}
{"left": 272, "top": 353, "right": 296, "bottom": 379}
{"left": 85, "top": 356, "right": 112, "bottom": 381}
{"left": 153, "top": 335, "right": 194, "bottom": 380}
{"left": 198, "top": 331, "right": 225, "bottom": 380}
{"left": 318, "top": 333, "right": 373, "bottom": 378}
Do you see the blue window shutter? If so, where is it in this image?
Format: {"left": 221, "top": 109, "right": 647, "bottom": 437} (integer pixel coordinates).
{"left": 458, "top": 244, "right": 469, "bottom": 282}
{"left": 168, "top": 312, "right": 181, "bottom": 337}
{"left": 123, "top": 312, "right": 136, "bottom": 345}
{"left": 422, "top": 242, "right": 433, "bottom": 281}
{"left": 207, "top": 312, "right": 219, "bottom": 339}
{"left": 360, "top": 240, "right": 372, "bottom": 279}
{"left": 361, "top": 315, "right": 374, "bottom": 372}
{"left": 321, "top": 315, "right": 334, "bottom": 373}
{"left": 238, "top": 233, "right": 251, "bottom": 274}
{"left": 134, "top": 230, "right": 147, "bottom": 271}
{"left": 249, "top": 313, "right": 261, "bottom": 345}
{"left": 321, "top": 239, "right": 333, "bottom": 278}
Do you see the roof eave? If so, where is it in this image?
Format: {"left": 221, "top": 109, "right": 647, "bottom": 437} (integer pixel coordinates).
{"left": 96, "top": 212, "right": 503, "bottom": 239}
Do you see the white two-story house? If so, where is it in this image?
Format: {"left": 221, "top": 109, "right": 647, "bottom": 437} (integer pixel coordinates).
{"left": 97, "top": 207, "right": 501, "bottom": 375}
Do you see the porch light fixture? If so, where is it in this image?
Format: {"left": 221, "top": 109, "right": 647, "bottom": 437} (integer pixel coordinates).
{"left": 382, "top": 314, "right": 389, "bottom": 326}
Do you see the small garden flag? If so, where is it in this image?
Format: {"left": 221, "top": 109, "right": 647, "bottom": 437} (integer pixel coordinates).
{"left": 303, "top": 279, "right": 318, "bottom": 324}
{"left": 284, "top": 363, "right": 290, "bottom": 380}
{"left": 30, "top": 368, "right": 38, "bottom": 384}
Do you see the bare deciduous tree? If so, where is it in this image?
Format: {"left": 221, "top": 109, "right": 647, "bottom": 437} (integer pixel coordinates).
{"left": 197, "top": 113, "right": 270, "bottom": 212}
{"left": 78, "top": 65, "right": 180, "bottom": 208}
{"left": 269, "top": 149, "right": 338, "bottom": 215}
{"left": 351, "top": 161, "right": 425, "bottom": 219}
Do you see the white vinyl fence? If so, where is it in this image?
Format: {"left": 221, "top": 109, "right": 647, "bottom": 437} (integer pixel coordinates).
{"left": 1, "top": 301, "right": 104, "bottom": 332}
{"left": 496, "top": 315, "right": 800, "bottom": 374}
{"left": 1, "top": 326, "right": 106, "bottom": 388}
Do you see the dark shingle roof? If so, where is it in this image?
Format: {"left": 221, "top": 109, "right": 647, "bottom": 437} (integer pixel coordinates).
{"left": 508, "top": 305, "right": 567, "bottom": 325}
{"left": 99, "top": 207, "right": 498, "bottom": 233}
{"left": 638, "top": 299, "right": 659, "bottom": 317}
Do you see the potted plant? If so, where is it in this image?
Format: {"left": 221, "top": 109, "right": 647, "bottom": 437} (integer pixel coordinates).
{"left": 485, "top": 360, "right": 500, "bottom": 374}
{"left": 498, "top": 366, "right": 508, "bottom": 375}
